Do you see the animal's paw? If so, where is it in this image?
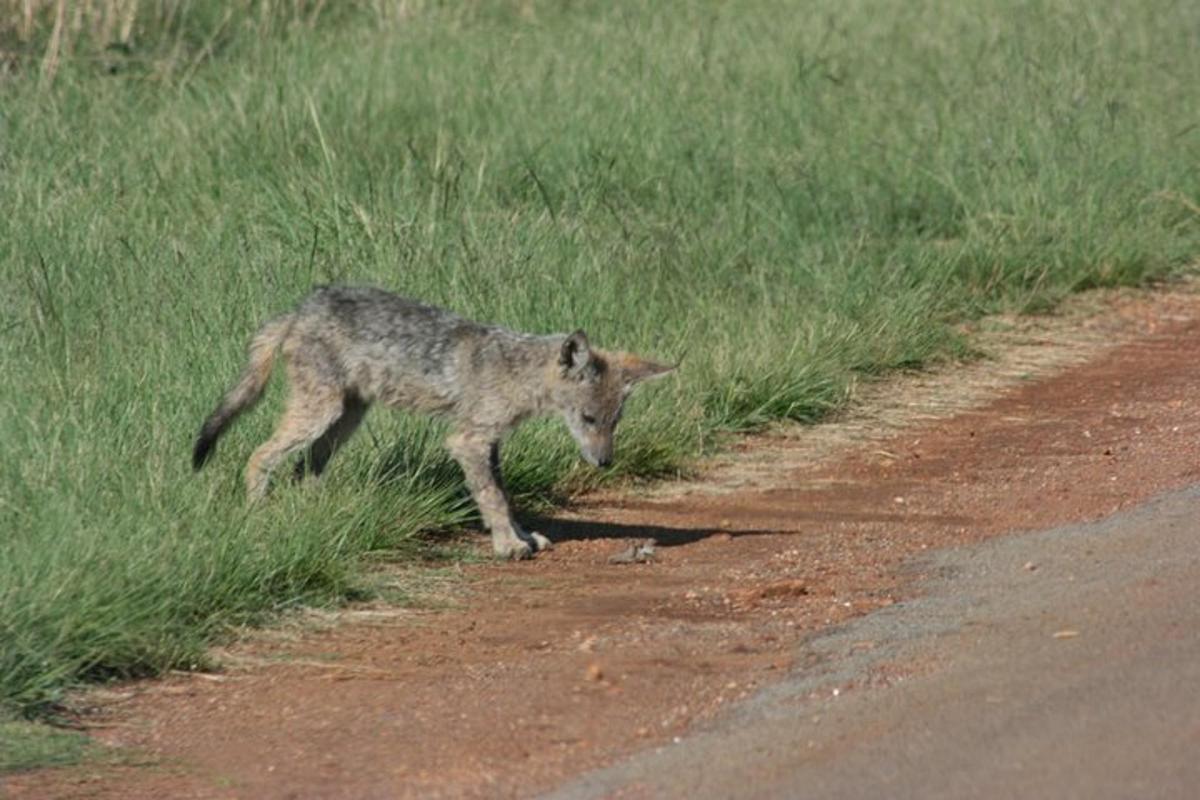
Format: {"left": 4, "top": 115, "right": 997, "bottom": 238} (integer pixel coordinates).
{"left": 494, "top": 538, "right": 533, "bottom": 561}
{"left": 528, "top": 531, "right": 553, "bottom": 552}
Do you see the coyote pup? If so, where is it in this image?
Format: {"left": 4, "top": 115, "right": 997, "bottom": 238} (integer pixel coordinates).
{"left": 192, "top": 285, "right": 674, "bottom": 559}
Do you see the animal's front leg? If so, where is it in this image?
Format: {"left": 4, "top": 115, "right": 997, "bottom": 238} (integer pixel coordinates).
{"left": 490, "top": 442, "right": 552, "bottom": 553}
{"left": 447, "top": 432, "right": 532, "bottom": 560}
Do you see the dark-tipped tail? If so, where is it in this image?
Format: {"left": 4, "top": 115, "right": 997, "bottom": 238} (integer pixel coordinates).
{"left": 190, "top": 314, "right": 291, "bottom": 471}
{"left": 192, "top": 414, "right": 225, "bottom": 470}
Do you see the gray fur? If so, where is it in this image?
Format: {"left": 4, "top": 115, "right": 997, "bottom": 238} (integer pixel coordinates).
{"left": 193, "top": 285, "right": 674, "bottom": 560}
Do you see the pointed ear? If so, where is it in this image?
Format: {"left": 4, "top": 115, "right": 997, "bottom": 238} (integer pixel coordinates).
{"left": 622, "top": 356, "right": 677, "bottom": 389}
{"left": 559, "top": 330, "right": 592, "bottom": 375}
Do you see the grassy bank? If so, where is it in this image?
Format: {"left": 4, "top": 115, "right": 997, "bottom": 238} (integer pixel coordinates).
{"left": 2, "top": 0, "right": 1198, "bottom": 720}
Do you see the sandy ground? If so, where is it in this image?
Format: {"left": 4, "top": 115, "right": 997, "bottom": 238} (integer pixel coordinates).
{"left": 4, "top": 281, "right": 1200, "bottom": 800}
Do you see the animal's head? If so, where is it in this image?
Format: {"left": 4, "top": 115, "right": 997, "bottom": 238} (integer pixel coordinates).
{"left": 552, "top": 330, "right": 675, "bottom": 468}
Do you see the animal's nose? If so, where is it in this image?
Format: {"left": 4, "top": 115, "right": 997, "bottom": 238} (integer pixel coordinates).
{"left": 597, "top": 456, "right": 613, "bottom": 468}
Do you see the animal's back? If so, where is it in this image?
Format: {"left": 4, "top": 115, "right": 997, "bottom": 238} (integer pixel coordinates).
{"left": 292, "top": 286, "right": 485, "bottom": 411}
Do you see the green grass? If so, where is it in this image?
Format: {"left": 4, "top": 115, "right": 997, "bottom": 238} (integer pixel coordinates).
{"left": 2, "top": 0, "right": 1198, "bottom": 719}
{"left": 0, "top": 716, "right": 97, "bottom": 773}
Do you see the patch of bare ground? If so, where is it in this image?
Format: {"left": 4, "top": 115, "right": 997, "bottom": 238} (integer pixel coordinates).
{"left": 6, "top": 279, "right": 1200, "bottom": 800}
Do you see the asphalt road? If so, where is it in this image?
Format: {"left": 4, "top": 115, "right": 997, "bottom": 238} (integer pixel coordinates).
{"left": 546, "top": 485, "right": 1200, "bottom": 800}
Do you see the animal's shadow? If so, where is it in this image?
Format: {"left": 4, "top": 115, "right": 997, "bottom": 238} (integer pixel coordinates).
{"left": 523, "top": 515, "right": 777, "bottom": 548}
{"left": 361, "top": 433, "right": 774, "bottom": 549}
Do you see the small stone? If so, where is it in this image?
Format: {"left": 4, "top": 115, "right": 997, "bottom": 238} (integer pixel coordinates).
{"left": 585, "top": 663, "right": 604, "bottom": 681}
{"left": 608, "top": 538, "right": 657, "bottom": 565}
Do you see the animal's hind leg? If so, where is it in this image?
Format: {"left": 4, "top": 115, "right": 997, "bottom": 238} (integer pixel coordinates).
{"left": 245, "top": 387, "right": 344, "bottom": 503}
{"left": 293, "top": 394, "right": 368, "bottom": 483}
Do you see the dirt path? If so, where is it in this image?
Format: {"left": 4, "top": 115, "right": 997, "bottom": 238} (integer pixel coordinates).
{"left": 5, "top": 283, "right": 1200, "bottom": 800}
{"left": 547, "top": 484, "right": 1200, "bottom": 800}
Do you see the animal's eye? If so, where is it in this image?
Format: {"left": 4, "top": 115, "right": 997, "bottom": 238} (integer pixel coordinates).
{"left": 582, "top": 414, "right": 597, "bottom": 426}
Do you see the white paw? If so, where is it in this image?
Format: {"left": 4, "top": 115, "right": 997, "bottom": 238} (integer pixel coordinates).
{"left": 494, "top": 538, "right": 533, "bottom": 561}
{"left": 528, "top": 531, "right": 553, "bottom": 552}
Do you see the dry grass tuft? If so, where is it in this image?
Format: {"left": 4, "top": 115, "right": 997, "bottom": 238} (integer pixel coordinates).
{"left": 0, "top": 0, "right": 337, "bottom": 81}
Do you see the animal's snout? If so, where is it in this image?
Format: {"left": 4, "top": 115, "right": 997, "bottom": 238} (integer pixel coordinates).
{"left": 570, "top": 424, "right": 615, "bottom": 470}
{"left": 581, "top": 448, "right": 613, "bottom": 469}
{"left": 583, "top": 452, "right": 613, "bottom": 469}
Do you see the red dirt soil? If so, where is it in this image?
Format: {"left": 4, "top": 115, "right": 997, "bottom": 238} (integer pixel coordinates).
{"left": 6, "top": 285, "right": 1200, "bottom": 800}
